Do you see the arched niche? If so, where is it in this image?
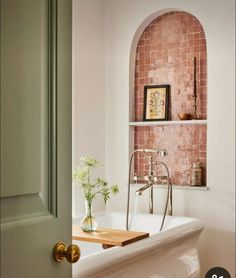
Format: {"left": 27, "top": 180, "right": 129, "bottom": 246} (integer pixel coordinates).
{"left": 129, "top": 10, "right": 207, "bottom": 186}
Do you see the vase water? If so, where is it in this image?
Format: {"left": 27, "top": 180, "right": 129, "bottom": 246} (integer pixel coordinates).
{"left": 80, "top": 199, "right": 97, "bottom": 232}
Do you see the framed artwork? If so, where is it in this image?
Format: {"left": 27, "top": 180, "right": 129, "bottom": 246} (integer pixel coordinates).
{"left": 143, "top": 85, "right": 170, "bottom": 121}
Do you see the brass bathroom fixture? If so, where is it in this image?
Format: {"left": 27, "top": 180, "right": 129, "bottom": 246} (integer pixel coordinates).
{"left": 126, "top": 148, "right": 172, "bottom": 232}
{"left": 135, "top": 160, "right": 173, "bottom": 231}
{"left": 53, "top": 242, "right": 80, "bottom": 263}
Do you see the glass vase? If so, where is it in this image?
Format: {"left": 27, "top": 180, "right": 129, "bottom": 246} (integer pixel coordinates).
{"left": 80, "top": 199, "right": 97, "bottom": 232}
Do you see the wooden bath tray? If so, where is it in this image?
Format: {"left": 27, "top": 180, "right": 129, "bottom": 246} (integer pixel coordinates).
{"left": 72, "top": 226, "right": 149, "bottom": 247}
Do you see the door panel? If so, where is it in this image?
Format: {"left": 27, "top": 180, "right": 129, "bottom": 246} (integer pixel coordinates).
{"left": 0, "top": 0, "right": 72, "bottom": 277}
{"left": 1, "top": 0, "right": 49, "bottom": 198}
{"left": 1, "top": 0, "right": 54, "bottom": 224}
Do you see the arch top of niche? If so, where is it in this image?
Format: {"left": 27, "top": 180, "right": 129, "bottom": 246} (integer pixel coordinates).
{"left": 130, "top": 8, "right": 207, "bottom": 61}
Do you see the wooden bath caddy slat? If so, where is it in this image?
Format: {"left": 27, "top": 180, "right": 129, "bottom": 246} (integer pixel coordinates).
{"left": 72, "top": 226, "right": 149, "bottom": 247}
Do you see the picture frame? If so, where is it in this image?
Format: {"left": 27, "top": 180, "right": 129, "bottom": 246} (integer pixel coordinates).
{"left": 143, "top": 85, "right": 170, "bottom": 121}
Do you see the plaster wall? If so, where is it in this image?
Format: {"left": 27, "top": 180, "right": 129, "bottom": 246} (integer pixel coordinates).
{"left": 104, "top": 0, "right": 235, "bottom": 276}
{"left": 72, "top": 0, "right": 106, "bottom": 216}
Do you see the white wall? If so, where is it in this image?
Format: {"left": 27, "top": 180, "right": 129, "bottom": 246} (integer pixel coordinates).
{"left": 104, "top": 0, "right": 235, "bottom": 276}
{"left": 72, "top": 0, "right": 106, "bottom": 216}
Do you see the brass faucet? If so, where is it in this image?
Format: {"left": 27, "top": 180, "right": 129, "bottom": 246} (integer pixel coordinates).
{"left": 126, "top": 148, "right": 172, "bottom": 231}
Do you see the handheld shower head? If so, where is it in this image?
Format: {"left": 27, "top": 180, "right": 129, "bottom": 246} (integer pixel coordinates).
{"left": 130, "top": 148, "right": 167, "bottom": 157}
{"left": 143, "top": 148, "right": 158, "bottom": 153}
{"left": 142, "top": 148, "right": 168, "bottom": 157}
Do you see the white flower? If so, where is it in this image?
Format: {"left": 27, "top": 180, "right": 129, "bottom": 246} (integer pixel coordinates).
{"left": 73, "top": 156, "right": 119, "bottom": 204}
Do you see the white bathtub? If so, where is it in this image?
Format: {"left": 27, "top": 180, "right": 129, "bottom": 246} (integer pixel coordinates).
{"left": 73, "top": 212, "right": 203, "bottom": 278}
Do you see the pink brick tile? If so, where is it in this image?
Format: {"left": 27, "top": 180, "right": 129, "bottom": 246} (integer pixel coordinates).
{"left": 134, "top": 12, "right": 207, "bottom": 185}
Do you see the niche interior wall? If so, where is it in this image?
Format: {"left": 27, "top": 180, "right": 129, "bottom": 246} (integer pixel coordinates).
{"left": 132, "top": 11, "right": 207, "bottom": 186}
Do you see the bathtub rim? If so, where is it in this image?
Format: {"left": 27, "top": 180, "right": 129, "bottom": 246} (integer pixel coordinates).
{"left": 73, "top": 212, "right": 204, "bottom": 277}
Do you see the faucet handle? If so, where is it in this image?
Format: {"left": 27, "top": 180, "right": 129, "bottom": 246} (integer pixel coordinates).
{"left": 132, "top": 173, "right": 144, "bottom": 183}
{"left": 133, "top": 174, "right": 138, "bottom": 183}
{"left": 133, "top": 173, "right": 138, "bottom": 182}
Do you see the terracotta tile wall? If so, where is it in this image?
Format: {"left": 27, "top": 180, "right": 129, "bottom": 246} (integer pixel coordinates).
{"left": 134, "top": 12, "right": 207, "bottom": 185}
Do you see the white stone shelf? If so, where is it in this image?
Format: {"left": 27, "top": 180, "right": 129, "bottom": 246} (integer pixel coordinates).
{"left": 131, "top": 183, "right": 209, "bottom": 191}
{"left": 129, "top": 120, "right": 207, "bottom": 126}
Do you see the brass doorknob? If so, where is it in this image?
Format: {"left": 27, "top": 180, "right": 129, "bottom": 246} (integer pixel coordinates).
{"left": 53, "top": 242, "right": 81, "bottom": 263}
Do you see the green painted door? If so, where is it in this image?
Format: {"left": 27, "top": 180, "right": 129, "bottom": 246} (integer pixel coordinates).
{"left": 1, "top": 0, "right": 72, "bottom": 277}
